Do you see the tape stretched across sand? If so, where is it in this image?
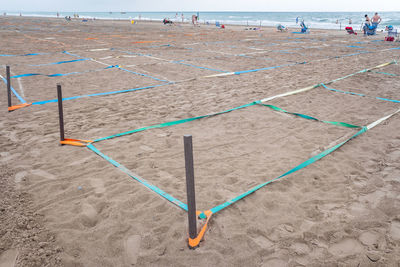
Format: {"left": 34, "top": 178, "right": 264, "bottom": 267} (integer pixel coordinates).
{"left": 85, "top": 61, "right": 398, "bottom": 215}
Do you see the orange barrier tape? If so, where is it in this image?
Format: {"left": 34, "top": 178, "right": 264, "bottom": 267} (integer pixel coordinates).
{"left": 188, "top": 210, "right": 213, "bottom": 249}
{"left": 8, "top": 103, "right": 32, "bottom": 111}
{"left": 60, "top": 138, "right": 93, "bottom": 146}
{"left": 86, "top": 38, "right": 98, "bottom": 40}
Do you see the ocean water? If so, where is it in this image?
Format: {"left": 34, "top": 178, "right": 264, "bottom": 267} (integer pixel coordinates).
{"left": 1, "top": 11, "right": 400, "bottom": 30}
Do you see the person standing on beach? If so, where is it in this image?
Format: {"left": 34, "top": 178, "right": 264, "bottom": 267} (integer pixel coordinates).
{"left": 192, "top": 15, "right": 196, "bottom": 26}
{"left": 364, "top": 14, "right": 371, "bottom": 26}
{"left": 181, "top": 13, "right": 184, "bottom": 23}
{"left": 372, "top": 12, "right": 382, "bottom": 24}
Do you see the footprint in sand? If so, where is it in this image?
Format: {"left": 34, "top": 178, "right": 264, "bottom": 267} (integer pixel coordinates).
{"left": 15, "top": 171, "right": 27, "bottom": 183}
{"left": 31, "top": 169, "right": 55, "bottom": 180}
{"left": 290, "top": 242, "right": 311, "bottom": 256}
{"left": 6, "top": 132, "right": 18, "bottom": 142}
{"left": 124, "top": 235, "right": 141, "bottom": 265}
{"left": 80, "top": 202, "right": 98, "bottom": 227}
{"left": 0, "top": 249, "right": 19, "bottom": 267}
{"left": 140, "top": 145, "right": 155, "bottom": 152}
{"left": 261, "top": 258, "right": 288, "bottom": 267}
{"left": 359, "top": 231, "right": 380, "bottom": 247}
{"left": 386, "top": 150, "right": 400, "bottom": 162}
{"left": 67, "top": 156, "right": 94, "bottom": 167}
{"left": 328, "top": 238, "right": 364, "bottom": 257}
{"left": 90, "top": 178, "right": 106, "bottom": 194}
{"left": 389, "top": 220, "right": 400, "bottom": 241}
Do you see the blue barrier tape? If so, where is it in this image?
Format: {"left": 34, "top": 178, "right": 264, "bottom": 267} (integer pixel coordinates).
{"left": 0, "top": 52, "right": 49, "bottom": 57}
{"left": 29, "top": 58, "right": 89, "bottom": 66}
{"left": 335, "top": 51, "right": 370, "bottom": 58}
{"left": 31, "top": 83, "right": 170, "bottom": 105}
{"left": 347, "top": 45, "right": 364, "bottom": 48}
{"left": 203, "top": 126, "right": 367, "bottom": 217}
{"left": 234, "top": 63, "right": 296, "bottom": 75}
{"left": 116, "top": 66, "right": 169, "bottom": 82}
{"left": 1, "top": 76, "right": 26, "bottom": 103}
{"left": 11, "top": 65, "right": 117, "bottom": 79}
{"left": 173, "top": 61, "right": 227, "bottom": 73}
{"left": 113, "top": 49, "right": 152, "bottom": 57}
{"left": 62, "top": 51, "right": 85, "bottom": 58}
{"left": 87, "top": 143, "right": 188, "bottom": 211}
{"left": 321, "top": 83, "right": 400, "bottom": 103}
{"left": 371, "top": 71, "right": 398, "bottom": 76}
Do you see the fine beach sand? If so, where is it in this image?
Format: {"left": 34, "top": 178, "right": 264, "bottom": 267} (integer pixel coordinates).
{"left": 0, "top": 16, "right": 400, "bottom": 266}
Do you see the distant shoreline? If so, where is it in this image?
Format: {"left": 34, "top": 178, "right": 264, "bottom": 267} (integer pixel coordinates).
{"left": 1, "top": 11, "right": 398, "bottom": 30}
{"left": 0, "top": 14, "right": 375, "bottom": 32}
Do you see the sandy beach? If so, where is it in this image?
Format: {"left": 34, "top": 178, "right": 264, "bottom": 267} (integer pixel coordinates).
{"left": 0, "top": 16, "right": 400, "bottom": 266}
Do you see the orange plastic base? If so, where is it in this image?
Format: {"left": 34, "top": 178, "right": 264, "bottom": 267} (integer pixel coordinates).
{"left": 188, "top": 210, "right": 213, "bottom": 249}
{"left": 8, "top": 103, "right": 31, "bottom": 111}
{"left": 60, "top": 138, "right": 93, "bottom": 146}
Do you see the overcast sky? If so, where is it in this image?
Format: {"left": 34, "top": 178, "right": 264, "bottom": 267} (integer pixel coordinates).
{"left": 2, "top": 0, "right": 400, "bottom": 12}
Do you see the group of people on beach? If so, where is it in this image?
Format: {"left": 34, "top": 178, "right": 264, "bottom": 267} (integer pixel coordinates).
{"left": 363, "top": 12, "right": 382, "bottom": 35}
{"left": 365, "top": 12, "right": 382, "bottom": 26}
{"left": 163, "top": 13, "right": 199, "bottom": 26}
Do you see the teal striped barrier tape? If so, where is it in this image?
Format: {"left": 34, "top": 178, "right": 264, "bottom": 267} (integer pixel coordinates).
{"left": 93, "top": 61, "right": 396, "bottom": 143}
{"left": 202, "top": 126, "right": 367, "bottom": 218}
{"left": 93, "top": 101, "right": 361, "bottom": 145}
{"left": 87, "top": 143, "right": 188, "bottom": 211}
{"left": 321, "top": 83, "right": 400, "bottom": 104}
{"left": 370, "top": 71, "right": 398, "bottom": 76}
{"left": 259, "top": 104, "right": 362, "bottom": 128}
{"left": 93, "top": 101, "right": 261, "bottom": 143}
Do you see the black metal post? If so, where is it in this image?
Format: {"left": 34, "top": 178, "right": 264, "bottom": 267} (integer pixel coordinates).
{"left": 6, "top": 66, "right": 11, "bottom": 111}
{"left": 57, "top": 84, "right": 65, "bottom": 143}
{"left": 184, "top": 135, "right": 197, "bottom": 247}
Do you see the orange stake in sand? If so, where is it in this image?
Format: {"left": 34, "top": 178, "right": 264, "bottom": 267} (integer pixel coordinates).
{"left": 188, "top": 210, "right": 213, "bottom": 248}
{"left": 8, "top": 103, "right": 32, "bottom": 111}
{"left": 60, "top": 138, "right": 93, "bottom": 146}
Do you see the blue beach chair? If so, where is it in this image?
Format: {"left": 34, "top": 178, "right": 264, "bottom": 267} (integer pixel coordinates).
{"left": 363, "top": 22, "right": 378, "bottom": 36}
{"left": 292, "top": 21, "right": 309, "bottom": 34}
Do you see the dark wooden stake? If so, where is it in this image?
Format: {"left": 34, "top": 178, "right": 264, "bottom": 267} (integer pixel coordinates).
{"left": 6, "top": 66, "right": 12, "bottom": 111}
{"left": 57, "top": 84, "right": 65, "bottom": 143}
{"left": 184, "top": 135, "right": 197, "bottom": 248}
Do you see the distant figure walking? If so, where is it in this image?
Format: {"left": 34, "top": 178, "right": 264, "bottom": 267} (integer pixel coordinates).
{"left": 192, "top": 15, "right": 197, "bottom": 26}
{"left": 181, "top": 13, "right": 184, "bottom": 23}
{"left": 372, "top": 12, "right": 382, "bottom": 24}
